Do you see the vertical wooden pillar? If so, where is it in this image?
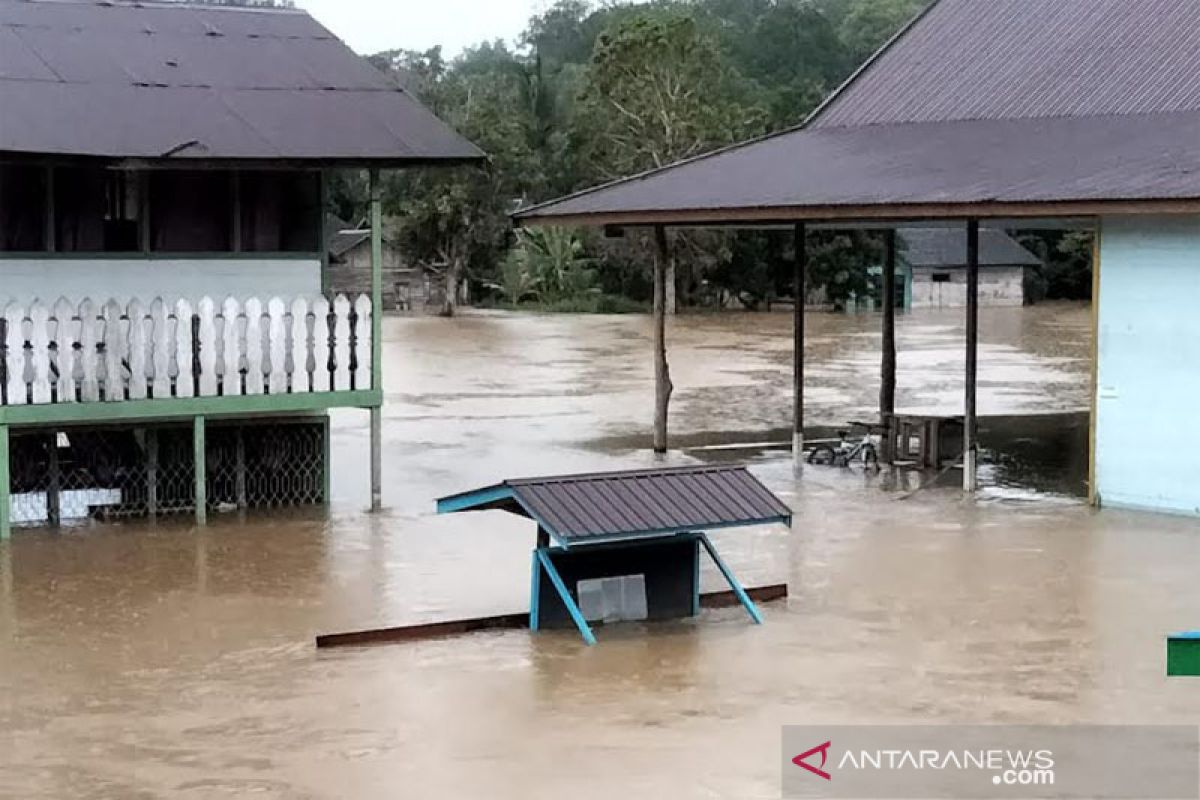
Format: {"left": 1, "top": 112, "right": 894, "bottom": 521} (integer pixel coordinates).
{"left": 880, "top": 230, "right": 898, "bottom": 463}
{"left": 964, "top": 219, "right": 980, "bottom": 492}
{"left": 369, "top": 168, "right": 383, "bottom": 510}
{"left": 793, "top": 223, "right": 807, "bottom": 457}
{"left": 319, "top": 169, "right": 331, "bottom": 296}
{"left": 234, "top": 426, "right": 247, "bottom": 510}
{"left": 46, "top": 433, "right": 60, "bottom": 528}
{"left": 147, "top": 428, "right": 159, "bottom": 519}
{"left": 0, "top": 425, "right": 10, "bottom": 540}
{"left": 193, "top": 416, "right": 207, "bottom": 526}
{"left": 45, "top": 166, "right": 56, "bottom": 253}
{"left": 652, "top": 226, "right": 674, "bottom": 454}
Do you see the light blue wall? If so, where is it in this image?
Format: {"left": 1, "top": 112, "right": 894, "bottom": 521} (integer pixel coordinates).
{"left": 1096, "top": 215, "right": 1200, "bottom": 515}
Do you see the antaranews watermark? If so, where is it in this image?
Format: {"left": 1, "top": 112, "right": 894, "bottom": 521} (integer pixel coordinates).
{"left": 782, "top": 726, "right": 1199, "bottom": 799}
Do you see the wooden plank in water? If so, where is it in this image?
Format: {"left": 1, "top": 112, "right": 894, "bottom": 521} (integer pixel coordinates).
{"left": 315, "top": 583, "right": 788, "bottom": 650}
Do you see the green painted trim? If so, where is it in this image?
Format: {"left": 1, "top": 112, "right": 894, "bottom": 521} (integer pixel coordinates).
{"left": 194, "top": 416, "right": 206, "bottom": 526}
{"left": 0, "top": 425, "right": 10, "bottom": 540}
{"left": 0, "top": 252, "right": 321, "bottom": 261}
{"left": 0, "top": 390, "right": 382, "bottom": 427}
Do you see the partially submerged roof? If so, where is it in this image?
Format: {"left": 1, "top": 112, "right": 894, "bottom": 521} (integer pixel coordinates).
{"left": 901, "top": 228, "right": 1040, "bottom": 269}
{"left": 437, "top": 465, "right": 792, "bottom": 547}
{"left": 0, "top": 0, "right": 484, "bottom": 164}
{"left": 516, "top": 0, "right": 1200, "bottom": 226}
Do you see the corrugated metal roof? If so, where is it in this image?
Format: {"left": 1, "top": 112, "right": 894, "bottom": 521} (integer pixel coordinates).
{"left": 515, "top": 0, "right": 1200, "bottom": 224}
{"left": 813, "top": 0, "right": 1200, "bottom": 129}
{"left": 515, "top": 110, "right": 1200, "bottom": 223}
{"left": 437, "top": 465, "right": 792, "bottom": 546}
{"left": 0, "top": 0, "right": 484, "bottom": 163}
{"left": 901, "top": 228, "right": 1040, "bottom": 268}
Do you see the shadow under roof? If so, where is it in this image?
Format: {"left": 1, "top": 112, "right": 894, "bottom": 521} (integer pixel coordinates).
{"left": 437, "top": 465, "right": 793, "bottom": 547}
{"left": 0, "top": 0, "right": 484, "bottom": 164}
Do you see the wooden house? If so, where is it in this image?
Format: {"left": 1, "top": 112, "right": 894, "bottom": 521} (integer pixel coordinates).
{"left": 0, "top": 0, "right": 482, "bottom": 535}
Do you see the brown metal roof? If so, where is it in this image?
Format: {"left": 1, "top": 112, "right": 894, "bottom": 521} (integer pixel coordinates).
{"left": 813, "top": 0, "right": 1200, "bottom": 129}
{"left": 0, "top": 0, "right": 484, "bottom": 164}
{"left": 515, "top": 0, "right": 1200, "bottom": 225}
{"left": 515, "top": 111, "right": 1200, "bottom": 225}
{"left": 437, "top": 465, "right": 792, "bottom": 546}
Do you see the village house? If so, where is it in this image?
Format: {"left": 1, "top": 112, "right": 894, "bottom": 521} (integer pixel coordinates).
{"left": 0, "top": 0, "right": 482, "bottom": 536}
{"left": 847, "top": 227, "right": 1040, "bottom": 312}
{"left": 516, "top": 0, "right": 1200, "bottom": 517}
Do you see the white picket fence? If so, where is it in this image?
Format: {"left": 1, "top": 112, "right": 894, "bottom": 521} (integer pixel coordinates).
{"left": 0, "top": 294, "right": 372, "bottom": 406}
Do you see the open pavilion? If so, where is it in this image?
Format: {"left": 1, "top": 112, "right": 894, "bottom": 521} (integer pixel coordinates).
{"left": 514, "top": 0, "right": 1200, "bottom": 513}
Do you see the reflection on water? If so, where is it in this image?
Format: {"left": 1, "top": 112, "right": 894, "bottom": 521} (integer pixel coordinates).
{"left": 6, "top": 302, "right": 1200, "bottom": 800}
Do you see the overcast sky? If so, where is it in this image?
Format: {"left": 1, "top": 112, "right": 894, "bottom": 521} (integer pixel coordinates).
{"left": 296, "top": 0, "right": 551, "bottom": 58}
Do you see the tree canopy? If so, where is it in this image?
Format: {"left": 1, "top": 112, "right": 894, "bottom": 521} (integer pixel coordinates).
{"left": 339, "top": 0, "right": 1084, "bottom": 312}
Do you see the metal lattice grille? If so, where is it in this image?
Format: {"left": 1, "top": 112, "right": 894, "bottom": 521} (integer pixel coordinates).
{"left": 7, "top": 419, "right": 326, "bottom": 529}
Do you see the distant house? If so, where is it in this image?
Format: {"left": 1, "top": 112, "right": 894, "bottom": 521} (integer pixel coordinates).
{"left": 326, "top": 218, "right": 427, "bottom": 311}
{"left": 847, "top": 228, "right": 1040, "bottom": 312}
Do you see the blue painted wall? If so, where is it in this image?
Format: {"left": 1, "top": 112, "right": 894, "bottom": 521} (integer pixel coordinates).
{"left": 1096, "top": 215, "right": 1200, "bottom": 515}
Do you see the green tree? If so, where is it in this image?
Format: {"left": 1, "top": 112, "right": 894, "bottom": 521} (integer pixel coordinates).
{"left": 834, "top": 0, "right": 928, "bottom": 65}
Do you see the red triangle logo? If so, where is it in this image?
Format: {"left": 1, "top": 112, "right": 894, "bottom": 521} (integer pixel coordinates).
{"left": 793, "top": 741, "right": 832, "bottom": 781}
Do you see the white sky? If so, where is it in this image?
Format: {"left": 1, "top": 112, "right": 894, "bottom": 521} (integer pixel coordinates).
{"left": 296, "top": 0, "right": 552, "bottom": 57}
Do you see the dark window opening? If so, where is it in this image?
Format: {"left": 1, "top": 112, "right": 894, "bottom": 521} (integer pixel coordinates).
{"left": 931, "top": 272, "right": 952, "bottom": 283}
{"left": 240, "top": 171, "right": 321, "bottom": 253}
{"left": 150, "top": 171, "right": 232, "bottom": 252}
{"left": 55, "top": 168, "right": 142, "bottom": 252}
{"left": 0, "top": 165, "right": 47, "bottom": 251}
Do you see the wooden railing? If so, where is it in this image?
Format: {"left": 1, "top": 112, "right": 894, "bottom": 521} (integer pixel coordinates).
{"left": 0, "top": 295, "right": 372, "bottom": 406}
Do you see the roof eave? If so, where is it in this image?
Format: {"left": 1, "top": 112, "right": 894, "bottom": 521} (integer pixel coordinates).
{"left": 515, "top": 198, "right": 1200, "bottom": 229}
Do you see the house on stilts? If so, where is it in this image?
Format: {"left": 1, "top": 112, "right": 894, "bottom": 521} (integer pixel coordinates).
{"left": 516, "top": 0, "right": 1200, "bottom": 517}
{"left": 0, "top": 0, "right": 483, "bottom": 536}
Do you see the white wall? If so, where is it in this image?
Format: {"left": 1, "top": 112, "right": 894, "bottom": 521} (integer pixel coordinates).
{"left": 910, "top": 266, "right": 1024, "bottom": 309}
{"left": 0, "top": 258, "right": 321, "bottom": 306}
{"left": 1095, "top": 215, "right": 1200, "bottom": 516}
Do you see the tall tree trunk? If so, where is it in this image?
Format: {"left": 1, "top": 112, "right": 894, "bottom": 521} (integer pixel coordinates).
{"left": 653, "top": 227, "right": 674, "bottom": 453}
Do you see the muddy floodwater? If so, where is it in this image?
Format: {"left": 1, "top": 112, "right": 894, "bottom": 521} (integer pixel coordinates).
{"left": 4, "top": 303, "right": 1200, "bottom": 799}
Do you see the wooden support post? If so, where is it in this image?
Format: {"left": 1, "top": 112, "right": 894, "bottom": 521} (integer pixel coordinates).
{"left": 46, "top": 432, "right": 60, "bottom": 529}
{"left": 193, "top": 415, "right": 207, "bottom": 526}
{"left": 45, "top": 166, "right": 56, "bottom": 253}
{"left": 147, "top": 428, "right": 159, "bottom": 519}
{"left": 235, "top": 426, "right": 247, "bottom": 509}
{"left": 793, "top": 223, "right": 807, "bottom": 458}
{"left": 369, "top": 168, "right": 384, "bottom": 511}
{"left": 319, "top": 169, "right": 331, "bottom": 296}
{"left": 0, "top": 425, "right": 9, "bottom": 540}
{"left": 652, "top": 226, "right": 674, "bottom": 454}
{"left": 964, "top": 219, "right": 980, "bottom": 492}
{"left": 881, "top": 230, "right": 898, "bottom": 463}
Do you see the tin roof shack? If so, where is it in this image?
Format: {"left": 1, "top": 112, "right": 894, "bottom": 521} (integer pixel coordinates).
{"left": 849, "top": 228, "right": 1041, "bottom": 312}
{"left": 0, "top": 0, "right": 483, "bottom": 536}
{"left": 515, "top": 0, "right": 1200, "bottom": 517}
{"left": 438, "top": 466, "right": 793, "bottom": 645}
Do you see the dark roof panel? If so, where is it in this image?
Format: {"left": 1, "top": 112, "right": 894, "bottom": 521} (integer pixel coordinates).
{"left": 0, "top": 0, "right": 484, "bottom": 163}
{"left": 438, "top": 465, "right": 793, "bottom": 545}
{"left": 813, "top": 0, "right": 1200, "bottom": 129}
{"left": 901, "top": 228, "right": 1041, "bottom": 268}
{"left": 515, "top": 111, "right": 1200, "bottom": 223}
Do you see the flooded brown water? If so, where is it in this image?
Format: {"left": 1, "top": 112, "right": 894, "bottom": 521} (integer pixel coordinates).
{"left": 4, "top": 303, "right": 1200, "bottom": 799}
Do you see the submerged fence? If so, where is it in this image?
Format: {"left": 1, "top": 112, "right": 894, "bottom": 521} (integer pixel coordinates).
{"left": 1, "top": 294, "right": 373, "bottom": 407}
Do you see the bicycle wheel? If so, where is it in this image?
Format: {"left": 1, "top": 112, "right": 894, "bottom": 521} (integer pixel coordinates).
{"left": 807, "top": 445, "right": 838, "bottom": 466}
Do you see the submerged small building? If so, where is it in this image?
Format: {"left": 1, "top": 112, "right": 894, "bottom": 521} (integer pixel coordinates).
{"left": 516, "top": 0, "right": 1200, "bottom": 517}
{"left": 848, "top": 227, "right": 1040, "bottom": 312}
{"left": 0, "top": 0, "right": 482, "bottom": 535}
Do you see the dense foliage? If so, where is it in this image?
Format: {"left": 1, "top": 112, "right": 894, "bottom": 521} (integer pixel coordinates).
{"left": 333, "top": 0, "right": 1089, "bottom": 313}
